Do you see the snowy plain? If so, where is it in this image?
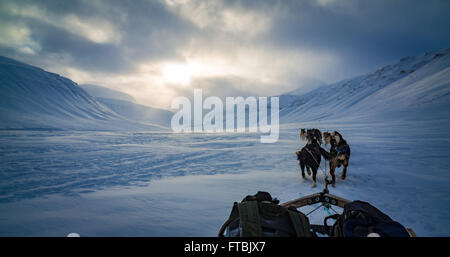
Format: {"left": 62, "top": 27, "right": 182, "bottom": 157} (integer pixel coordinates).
{"left": 0, "top": 118, "right": 449, "bottom": 236}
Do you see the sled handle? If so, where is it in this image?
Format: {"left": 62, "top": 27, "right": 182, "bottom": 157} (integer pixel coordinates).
{"left": 281, "top": 193, "right": 351, "bottom": 209}
{"left": 406, "top": 228, "right": 417, "bottom": 237}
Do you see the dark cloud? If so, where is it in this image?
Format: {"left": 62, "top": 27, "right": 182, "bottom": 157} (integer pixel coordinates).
{"left": 29, "top": 20, "right": 131, "bottom": 73}
{"left": 0, "top": 0, "right": 196, "bottom": 73}
{"left": 0, "top": 0, "right": 449, "bottom": 106}
{"left": 261, "top": 0, "right": 450, "bottom": 80}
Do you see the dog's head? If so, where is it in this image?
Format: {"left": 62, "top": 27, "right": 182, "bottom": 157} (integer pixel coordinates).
{"left": 332, "top": 131, "right": 342, "bottom": 144}
{"left": 335, "top": 134, "right": 341, "bottom": 144}
{"left": 305, "top": 132, "right": 314, "bottom": 142}
{"left": 300, "top": 129, "right": 306, "bottom": 137}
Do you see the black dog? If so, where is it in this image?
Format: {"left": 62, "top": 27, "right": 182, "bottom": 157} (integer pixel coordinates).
{"left": 300, "top": 128, "right": 322, "bottom": 145}
{"left": 319, "top": 131, "right": 351, "bottom": 186}
{"left": 295, "top": 133, "right": 322, "bottom": 187}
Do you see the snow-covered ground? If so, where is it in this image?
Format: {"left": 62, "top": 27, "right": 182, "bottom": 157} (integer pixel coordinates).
{"left": 79, "top": 84, "right": 173, "bottom": 128}
{"left": 0, "top": 117, "right": 449, "bottom": 236}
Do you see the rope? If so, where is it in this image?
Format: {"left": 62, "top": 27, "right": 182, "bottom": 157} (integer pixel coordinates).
{"left": 306, "top": 203, "right": 325, "bottom": 216}
{"left": 324, "top": 204, "right": 333, "bottom": 216}
{"left": 329, "top": 205, "right": 340, "bottom": 215}
{"left": 307, "top": 203, "right": 339, "bottom": 217}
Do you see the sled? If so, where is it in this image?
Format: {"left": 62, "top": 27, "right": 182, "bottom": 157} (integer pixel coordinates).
{"left": 281, "top": 184, "right": 416, "bottom": 237}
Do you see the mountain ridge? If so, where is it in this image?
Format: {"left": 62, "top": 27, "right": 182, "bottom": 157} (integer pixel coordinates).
{"left": 0, "top": 56, "right": 165, "bottom": 130}
{"left": 79, "top": 84, "right": 173, "bottom": 127}
{"left": 278, "top": 47, "right": 450, "bottom": 123}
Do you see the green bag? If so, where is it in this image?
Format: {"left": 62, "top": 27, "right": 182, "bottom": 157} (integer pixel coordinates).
{"left": 218, "top": 192, "right": 313, "bottom": 237}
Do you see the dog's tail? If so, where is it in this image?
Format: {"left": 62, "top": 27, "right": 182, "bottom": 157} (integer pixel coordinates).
{"left": 319, "top": 147, "right": 333, "bottom": 160}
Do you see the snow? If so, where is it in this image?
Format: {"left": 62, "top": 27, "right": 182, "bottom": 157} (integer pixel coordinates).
{"left": 79, "top": 84, "right": 173, "bottom": 127}
{"left": 0, "top": 56, "right": 164, "bottom": 131}
{"left": 92, "top": 98, "right": 173, "bottom": 128}
{"left": 0, "top": 118, "right": 449, "bottom": 236}
{"left": 279, "top": 48, "right": 450, "bottom": 123}
{"left": 282, "top": 78, "right": 326, "bottom": 96}
{"left": 80, "top": 84, "right": 136, "bottom": 103}
{"left": 0, "top": 48, "right": 449, "bottom": 236}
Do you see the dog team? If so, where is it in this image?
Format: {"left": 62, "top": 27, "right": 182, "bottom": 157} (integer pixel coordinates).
{"left": 296, "top": 129, "right": 351, "bottom": 187}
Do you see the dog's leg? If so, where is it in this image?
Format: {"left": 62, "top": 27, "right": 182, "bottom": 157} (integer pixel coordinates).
{"left": 312, "top": 168, "right": 317, "bottom": 188}
{"left": 341, "top": 166, "right": 347, "bottom": 180}
{"left": 330, "top": 162, "right": 336, "bottom": 187}
{"left": 307, "top": 166, "right": 311, "bottom": 176}
{"left": 341, "top": 159, "right": 348, "bottom": 180}
{"left": 300, "top": 162, "right": 305, "bottom": 179}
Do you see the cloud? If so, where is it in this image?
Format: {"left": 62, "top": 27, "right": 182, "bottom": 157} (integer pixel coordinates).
{"left": 0, "top": 23, "right": 39, "bottom": 55}
{"left": 0, "top": 0, "right": 449, "bottom": 109}
{"left": 0, "top": 0, "right": 193, "bottom": 74}
{"left": 164, "top": 0, "right": 271, "bottom": 38}
{"left": 4, "top": 2, "right": 122, "bottom": 44}
{"left": 263, "top": 0, "right": 450, "bottom": 79}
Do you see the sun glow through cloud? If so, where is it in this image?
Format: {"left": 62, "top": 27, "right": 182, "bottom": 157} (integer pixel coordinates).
{"left": 162, "top": 63, "right": 193, "bottom": 85}
{"left": 161, "top": 60, "right": 221, "bottom": 86}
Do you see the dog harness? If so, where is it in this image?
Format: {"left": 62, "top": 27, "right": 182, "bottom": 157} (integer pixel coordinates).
{"left": 336, "top": 145, "right": 349, "bottom": 154}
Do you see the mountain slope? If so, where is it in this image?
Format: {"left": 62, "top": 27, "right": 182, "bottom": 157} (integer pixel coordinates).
{"left": 352, "top": 53, "right": 450, "bottom": 121}
{"left": 0, "top": 56, "right": 162, "bottom": 130}
{"left": 79, "top": 84, "right": 173, "bottom": 127}
{"left": 81, "top": 84, "right": 136, "bottom": 103}
{"left": 279, "top": 48, "right": 450, "bottom": 123}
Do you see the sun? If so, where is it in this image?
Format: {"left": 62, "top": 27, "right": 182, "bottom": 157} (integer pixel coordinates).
{"left": 162, "top": 63, "right": 193, "bottom": 86}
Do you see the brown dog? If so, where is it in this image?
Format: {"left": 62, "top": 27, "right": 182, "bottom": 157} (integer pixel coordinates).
{"left": 319, "top": 131, "right": 351, "bottom": 186}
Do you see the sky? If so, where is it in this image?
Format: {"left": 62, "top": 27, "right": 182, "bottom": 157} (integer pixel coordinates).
{"left": 0, "top": 0, "right": 449, "bottom": 109}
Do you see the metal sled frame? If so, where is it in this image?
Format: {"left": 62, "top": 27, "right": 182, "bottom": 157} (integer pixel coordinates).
{"left": 281, "top": 189, "right": 416, "bottom": 237}
{"left": 281, "top": 192, "right": 350, "bottom": 209}
{"left": 281, "top": 189, "right": 349, "bottom": 236}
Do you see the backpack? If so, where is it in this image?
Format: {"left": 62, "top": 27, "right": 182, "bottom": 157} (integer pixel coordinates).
{"left": 218, "top": 191, "right": 313, "bottom": 237}
{"left": 326, "top": 200, "right": 410, "bottom": 237}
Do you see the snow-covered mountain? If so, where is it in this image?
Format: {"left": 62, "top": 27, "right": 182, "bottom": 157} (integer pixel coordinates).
{"left": 0, "top": 56, "right": 163, "bottom": 130}
{"left": 80, "top": 84, "right": 173, "bottom": 127}
{"left": 81, "top": 84, "right": 136, "bottom": 103}
{"left": 2, "top": 46, "right": 449, "bottom": 131}
{"left": 284, "top": 78, "right": 326, "bottom": 96}
{"left": 279, "top": 48, "right": 450, "bottom": 123}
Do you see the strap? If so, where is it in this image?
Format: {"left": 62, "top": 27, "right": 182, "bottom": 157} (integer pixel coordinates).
{"left": 288, "top": 210, "right": 311, "bottom": 237}
{"left": 337, "top": 145, "right": 349, "bottom": 154}
{"left": 324, "top": 214, "right": 340, "bottom": 236}
{"left": 309, "top": 225, "right": 329, "bottom": 235}
{"left": 238, "top": 201, "right": 263, "bottom": 237}
{"left": 218, "top": 202, "right": 239, "bottom": 237}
